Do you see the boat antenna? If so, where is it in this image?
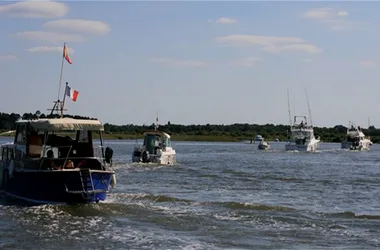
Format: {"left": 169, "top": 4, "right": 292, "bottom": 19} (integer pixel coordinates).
{"left": 368, "top": 116, "right": 371, "bottom": 128}
{"left": 287, "top": 88, "right": 292, "bottom": 126}
{"left": 154, "top": 112, "right": 159, "bottom": 131}
{"left": 305, "top": 88, "right": 313, "bottom": 126}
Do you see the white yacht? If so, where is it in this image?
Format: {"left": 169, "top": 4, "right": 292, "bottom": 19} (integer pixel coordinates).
{"left": 285, "top": 116, "right": 320, "bottom": 152}
{"left": 255, "top": 135, "right": 264, "bottom": 141}
{"left": 341, "top": 122, "right": 372, "bottom": 150}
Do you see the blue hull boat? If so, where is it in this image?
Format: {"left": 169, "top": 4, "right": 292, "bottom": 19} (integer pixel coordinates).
{"left": 1, "top": 168, "right": 114, "bottom": 204}
{"left": 0, "top": 117, "right": 116, "bottom": 205}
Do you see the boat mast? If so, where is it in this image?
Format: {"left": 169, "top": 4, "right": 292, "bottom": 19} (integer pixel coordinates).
{"left": 305, "top": 88, "right": 313, "bottom": 126}
{"left": 154, "top": 112, "right": 159, "bottom": 131}
{"left": 287, "top": 88, "right": 292, "bottom": 126}
{"left": 48, "top": 42, "right": 68, "bottom": 118}
{"left": 368, "top": 116, "right": 371, "bottom": 128}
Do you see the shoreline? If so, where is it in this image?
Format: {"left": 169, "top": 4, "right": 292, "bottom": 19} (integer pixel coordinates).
{"left": 0, "top": 133, "right": 377, "bottom": 144}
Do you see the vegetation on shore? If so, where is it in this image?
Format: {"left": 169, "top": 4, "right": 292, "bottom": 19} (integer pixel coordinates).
{"left": 1, "top": 111, "right": 380, "bottom": 143}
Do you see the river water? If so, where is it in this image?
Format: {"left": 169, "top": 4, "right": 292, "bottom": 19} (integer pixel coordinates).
{"left": 0, "top": 138, "right": 379, "bottom": 249}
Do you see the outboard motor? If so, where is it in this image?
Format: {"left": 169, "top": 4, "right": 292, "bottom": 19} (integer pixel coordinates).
{"left": 142, "top": 150, "right": 150, "bottom": 163}
{"left": 105, "top": 147, "right": 114, "bottom": 165}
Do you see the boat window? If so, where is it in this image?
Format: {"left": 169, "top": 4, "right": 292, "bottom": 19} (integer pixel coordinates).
{"left": 28, "top": 130, "right": 43, "bottom": 158}
{"left": 7, "top": 148, "right": 13, "bottom": 160}
{"left": 145, "top": 135, "right": 156, "bottom": 154}
{"left": 164, "top": 138, "right": 171, "bottom": 147}
{"left": 1, "top": 148, "right": 6, "bottom": 161}
{"left": 78, "top": 130, "right": 89, "bottom": 143}
{"left": 15, "top": 125, "right": 26, "bottom": 144}
{"left": 76, "top": 130, "right": 94, "bottom": 157}
{"left": 41, "top": 146, "right": 59, "bottom": 158}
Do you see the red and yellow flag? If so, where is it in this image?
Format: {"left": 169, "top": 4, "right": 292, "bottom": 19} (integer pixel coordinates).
{"left": 63, "top": 43, "right": 72, "bottom": 64}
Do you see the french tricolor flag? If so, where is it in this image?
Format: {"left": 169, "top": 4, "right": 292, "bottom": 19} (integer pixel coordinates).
{"left": 66, "top": 85, "right": 79, "bottom": 102}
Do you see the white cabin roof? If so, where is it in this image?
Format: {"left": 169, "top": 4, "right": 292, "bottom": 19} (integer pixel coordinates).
{"left": 16, "top": 118, "right": 104, "bottom": 131}
{"left": 143, "top": 130, "right": 171, "bottom": 138}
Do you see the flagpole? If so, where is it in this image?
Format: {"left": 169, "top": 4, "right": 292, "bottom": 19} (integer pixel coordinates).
{"left": 60, "top": 82, "right": 68, "bottom": 118}
{"left": 57, "top": 42, "right": 66, "bottom": 100}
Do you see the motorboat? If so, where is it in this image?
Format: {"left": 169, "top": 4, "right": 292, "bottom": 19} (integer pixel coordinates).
{"left": 0, "top": 117, "right": 116, "bottom": 204}
{"left": 132, "top": 117, "right": 176, "bottom": 165}
{"left": 258, "top": 141, "right": 270, "bottom": 150}
{"left": 255, "top": 135, "right": 264, "bottom": 141}
{"left": 341, "top": 122, "right": 372, "bottom": 150}
{"left": 285, "top": 88, "right": 320, "bottom": 152}
{"left": 285, "top": 116, "right": 320, "bottom": 152}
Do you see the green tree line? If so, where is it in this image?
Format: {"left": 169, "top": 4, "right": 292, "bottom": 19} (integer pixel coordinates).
{"left": 0, "top": 111, "right": 379, "bottom": 142}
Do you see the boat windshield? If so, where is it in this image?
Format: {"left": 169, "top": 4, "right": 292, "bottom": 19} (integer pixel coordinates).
{"left": 291, "top": 130, "right": 314, "bottom": 143}
{"left": 163, "top": 137, "right": 171, "bottom": 147}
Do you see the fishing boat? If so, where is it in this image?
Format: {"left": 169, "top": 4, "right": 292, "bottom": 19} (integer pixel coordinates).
{"left": 341, "top": 122, "right": 372, "bottom": 150}
{"left": 132, "top": 117, "right": 176, "bottom": 165}
{"left": 285, "top": 89, "right": 320, "bottom": 152}
{"left": 285, "top": 116, "right": 320, "bottom": 152}
{"left": 258, "top": 141, "right": 270, "bottom": 150}
{"left": 0, "top": 43, "right": 116, "bottom": 204}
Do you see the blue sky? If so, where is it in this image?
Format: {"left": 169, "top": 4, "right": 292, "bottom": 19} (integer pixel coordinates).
{"left": 1, "top": 1, "right": 380, "bottom": 127}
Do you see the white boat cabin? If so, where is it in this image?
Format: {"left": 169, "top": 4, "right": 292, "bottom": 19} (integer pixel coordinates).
{"left": 346, "top": 125, "right": 365, "bottom": 141}
{"left": 289, "top": 116, "right": 315, "bottom": 145}
{"left": 142, "top": 131, "right": 173, "bottom": 155}
{"left": 4, "top": 118, "right": 110, "bottom": 171}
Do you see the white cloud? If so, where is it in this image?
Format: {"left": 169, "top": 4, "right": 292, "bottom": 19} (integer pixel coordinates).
{"left": 262, "top": 44, "right": 321, "bottom": 54}
{"left": 43, "top": 19, "right": 111, "bottom": 35}
{"left": 216, "top": 35, "right": 305, "bottom": 46}
{"left": 27, "top": 46, "right": 75, "bottom": 54}
{"left": 303, "top": 8, "right": 333, "bottom": 19}
{"left": 149, "top": 58, "right": 206, "bottom": 67}
{"left": 336, "top": 11, "right": 348, "bottom": 17}
{"left": 13, "top": 31, "right": 86, "bottom": 43}
{"left": 215, "top": 17, "right": 237, "bottom": 24}
{"left": 215, "top": 35, "right": 321, "bottom": 54}
{"left": 302, "top": 8, "right": 364, "bottom": 31}
{"left": 230, "top": 57, "right": 260, "bottom": 67}
{"left": 0, "top": 0, "right": 68, "bottom": 18}
{"left": 360, "top": 60, "right": 376, "bottom": 67}
{"left": 0, "top": 55, "right": 17, "bottom": 62}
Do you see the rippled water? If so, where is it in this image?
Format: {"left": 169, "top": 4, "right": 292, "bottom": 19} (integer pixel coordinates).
{"left": 0, "top": 138, "right": 379, "bottom": 249}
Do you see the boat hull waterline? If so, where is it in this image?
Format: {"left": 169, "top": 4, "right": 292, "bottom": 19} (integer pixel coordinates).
{"left": 0, "top": 168, "right": 115, "bottom": 204}
{"left": 285, "top": 139, "right": 320, "bottom": 152}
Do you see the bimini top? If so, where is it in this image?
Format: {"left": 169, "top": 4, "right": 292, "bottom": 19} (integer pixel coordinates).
{"left": 143, "top": 130, "right": 171, "bottom": 138}
{"left": 16, "top": 118, "right": 104, "bottom": 131}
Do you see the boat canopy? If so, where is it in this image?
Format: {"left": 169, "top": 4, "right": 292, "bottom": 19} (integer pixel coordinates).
{"left": 143, "top": 131, "right": 171, "bottom": 138}
{"left": 16, "top": 118, "right": 104, "bottom": 131}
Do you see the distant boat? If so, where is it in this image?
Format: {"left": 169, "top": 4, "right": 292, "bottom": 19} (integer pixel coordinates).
{"left": 274, "top": 138, "right": 279, "bottom": 142}
{"left": 132, "top": 116, "right": 176, "bottom": 165}
{"left": 285, "top": 89, "right": 320, "bottom": 152}
{"left": 285, "top": 116, "right": 320, "bottom": 152}
{"left": 341, "top": 122, "right": 372, "bottom": 151}
{"left": 132, "top": 130, "right": 176, "bottom": 165}
{"left": 255, "top": 135, "right": 264, "bottom": 141}
{"left": 258, "top": 141, "right": 270, "bottom": 150}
